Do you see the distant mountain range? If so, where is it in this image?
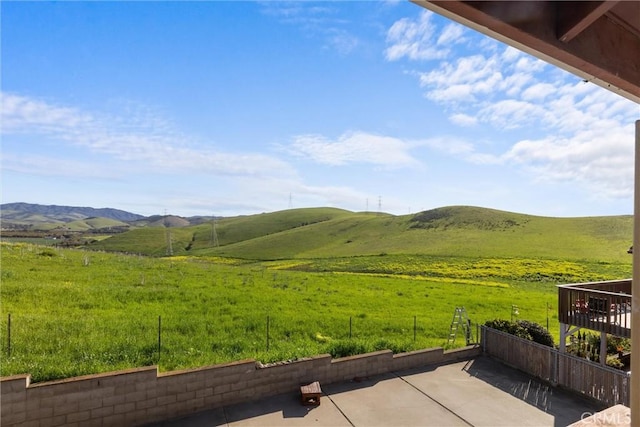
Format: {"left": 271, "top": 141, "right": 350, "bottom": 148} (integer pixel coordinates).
{"left": 1, "top": 202, "right": 145, "bottom": 223}
{"left": 0, "top": 203, "right": 216, "bottom": 231}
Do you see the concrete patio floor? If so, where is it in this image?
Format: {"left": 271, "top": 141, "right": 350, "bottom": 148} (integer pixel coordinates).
{"left": 150, "top": 356, "right": 604, "bottom": 427}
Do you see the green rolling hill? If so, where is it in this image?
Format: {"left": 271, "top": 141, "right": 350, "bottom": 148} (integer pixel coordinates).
{"left": 2, "top": 205, "right": 634, "bottom": 381}
{"left": 88, "top": 206, "right": 634, "bottom": 263}
{"left": 64, "top": 217, "right": 130, "bottom": 232}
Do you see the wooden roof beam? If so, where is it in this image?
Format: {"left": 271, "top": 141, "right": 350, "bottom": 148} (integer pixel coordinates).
{"left": 556, "top": 1, "right": 619, "bottom": 43}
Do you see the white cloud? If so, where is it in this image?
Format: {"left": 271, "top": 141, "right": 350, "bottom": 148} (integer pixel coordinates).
{"left": 384, "top": 14, "right": 638, "bottom": 202}
{"left": 436, "top": 22, "right": 466, "bottom": 46}
{"left": 1, "top": 93, "right": 93, "bottom": 134}
{"left": 325, "top": 28, "right": 360, "bottom": 55}
{"left": 1, "top": 153, "right": 124, "bottom": 180}
{"left": 3, "top": 92, "right": 384, "bottom": 216}
{"left": 503, "top": 125, "right": 635, "bottom": 199}
{"left": 426, "top": 84, "right": 474, "bottom": 103}
{"left": 420, "top": 136, "right": 474, "bottom": 157}
{"left": 501, "top": 46, "right": 521, "bottom": 62}
{"left": 408, "top": 43, "right": 554, "bottom": 115}
{"left": 1, "top": 92, "right": 295, "bottom": 179}
{"left": 385, "top": 11, "right": 448, "bottom": 61}
{"left": 260, "top": 2, "right": 334, "bottom": 24}
{"left": 286, "top": 131, "right": 420, "bottom": 168}
{"left": 521, "top": 83, "right": 556, "bottom": 101}
{"left": 449, "top": 113, "right": 478, "bottom": 127}
{"left": 479, "top": 82, "right": 635, "bottom": 197}
{"left": 418, "top": 54, "right": 503, "bottom": 103}
{"left": 499, "top": 71, "right": 535, "bottom": 97}
{"left": 479, "top": 99, "right": 549, "bottom": 130}
{"left": 260, "top": 2, "right": 361, "bottom": 57}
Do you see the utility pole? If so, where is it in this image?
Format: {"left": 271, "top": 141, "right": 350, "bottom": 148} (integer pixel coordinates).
{"left": 164, "top": 210, "right": 173, "bottom": 256}
{"left": 211, "top": 216, "right": 219, "bottom": 247}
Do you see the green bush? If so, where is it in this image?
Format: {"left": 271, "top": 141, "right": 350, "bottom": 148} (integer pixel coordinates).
{"left": 485, "top": 319, "right": 554, "bottom": 347}
{"left": 484, "top": 319, "right": 531, "bottom": 340}
{"left": 517, "top": 320, "right": 554, "bottom": 347}
{"left": 606, "top": 335, "right": 631, "bottom": 354}
{"left": 38, "top": 248, "right": 57, "bottom": 257}
{"left": 606, "top": 354, "right": 624, "bottom": 369}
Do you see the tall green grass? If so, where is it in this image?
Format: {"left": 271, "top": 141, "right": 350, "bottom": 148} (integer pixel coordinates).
{"left": 1, "top": 242, "right": 631, "bottom": 382}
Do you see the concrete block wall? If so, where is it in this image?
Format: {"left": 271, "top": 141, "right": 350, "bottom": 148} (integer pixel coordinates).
{"left": 1, "top": 345, "right": 480, "bottom": 427}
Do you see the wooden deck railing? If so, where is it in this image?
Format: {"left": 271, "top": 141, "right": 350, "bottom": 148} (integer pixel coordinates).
{"left": 558, "top": 279, "right": 632, "bottom": 338}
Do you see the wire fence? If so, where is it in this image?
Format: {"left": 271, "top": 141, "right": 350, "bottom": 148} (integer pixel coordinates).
{"left": 1, "top": 311, "right": 480, "bottom": 381}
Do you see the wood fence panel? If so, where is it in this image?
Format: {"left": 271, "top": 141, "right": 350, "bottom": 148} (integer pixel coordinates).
{"left": 482, "top": 327, "right": 554, "bottom": 382}
{"left": 482, "top": 326, "right": 629, "bottom": 406}
{"left": 558, "top": 352, "right": 630, "bottom": 407}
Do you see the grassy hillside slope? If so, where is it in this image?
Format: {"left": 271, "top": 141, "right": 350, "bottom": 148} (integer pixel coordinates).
{"left": 65, "top": 217, "right": 130, "bottom": 231}
{"left": 90, "top": 208, "right": 353, "bottom": 255}
{"left": 89, "top": 206, "right": 633, "bottom": 262}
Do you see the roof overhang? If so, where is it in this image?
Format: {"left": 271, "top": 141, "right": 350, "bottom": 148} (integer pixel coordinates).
{"left": 412, "top": 1, "right": 640, "bottom": 104}
{"left": 412, "top": 2, "right": 639, "bottom": 423}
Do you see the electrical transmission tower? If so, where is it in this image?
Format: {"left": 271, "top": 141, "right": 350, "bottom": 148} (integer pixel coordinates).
{"left": 164, "top": 211, "right": 173, "bottom": 256}
{"left": 211, "top": 216, "right": 219, "bottom": 247}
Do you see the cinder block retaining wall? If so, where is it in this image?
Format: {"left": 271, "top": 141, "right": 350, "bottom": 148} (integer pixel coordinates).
{"left": 1, "top": 345, "right": 480, "bottom": 427}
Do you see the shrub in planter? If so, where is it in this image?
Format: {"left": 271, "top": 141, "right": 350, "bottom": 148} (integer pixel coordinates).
{"left": 517, "top": 320, "right": 555, "bottom": 347}
{"left": 484, "top": 319, "right": 531, "bottom": 341}
{"left": 606, "top": 354, "right": 625, "bottom": 370}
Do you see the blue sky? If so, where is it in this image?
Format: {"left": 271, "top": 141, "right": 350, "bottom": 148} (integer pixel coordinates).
{"left": 2, "top": 1, "right": 638, "bottom": 218}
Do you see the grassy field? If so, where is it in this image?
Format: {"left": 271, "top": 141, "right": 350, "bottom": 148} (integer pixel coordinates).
{"left": 1, "top": 239, "right": 631, "bottom": 382}
{"left": 1, "top": 206, "right": 633, "bottom": 382}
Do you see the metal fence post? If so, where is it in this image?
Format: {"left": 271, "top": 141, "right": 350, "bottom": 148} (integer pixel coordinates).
{"left": 7, "top": 313, "right": 11, "bottom": 357}
{"left": 158, "top": 315, "right": 162, "bottom": 362}
{"left": 413, "top": 316, "right": 417, "bottom": 342}
{"left": 266, "top": 316, "right": 270, "bottom": 351}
